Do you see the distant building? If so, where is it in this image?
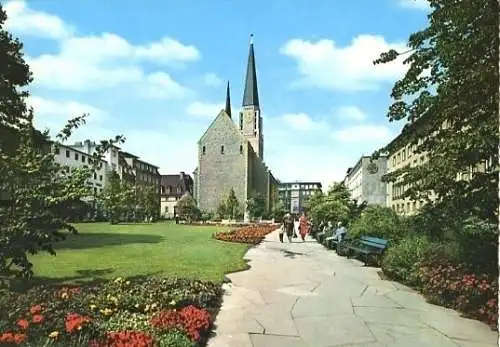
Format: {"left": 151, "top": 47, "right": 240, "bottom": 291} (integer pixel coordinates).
{"left": 344, "top": 155, "right": 388, "bottom": 206}
{"left": 160, "top": 172, "right": 193, "bottom": 218}
{"left": 278, "top": 181, "right": 322, "bottom": 214}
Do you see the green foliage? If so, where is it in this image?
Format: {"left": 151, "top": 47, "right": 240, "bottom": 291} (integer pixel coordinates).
{"left": 176, "top": 195, "right": 201, "bottom": 222}
{"left": 304, "top": 183, "right": 357, "bottom": 226}
{"left": 348, "top": 206, "right": 406, "bottom": 241}
{"left": 374, "top": 0, "right": 498, "bottom": 223}
{"left": 246, "top": 191, "right": 266, "bottom": 219}
{"left": 100, "top": 171, "right": 135, "bottom": 224}
{"left": 382, "top": 235, "right": 433, "bottom": 287}
{"left": 270, "top": 200, "right": 286, "bottom": 221}
{"left": 136, "top": 184, "right": 160, "bottom": 221}
{"left": 100, "top": 311, "right": 153, "bottom": 333}
{"left": 217, "top": 188, "right": 241, "bottom": 220}
{"left": 157, "top": 329, "right": 193, "bottom": 347}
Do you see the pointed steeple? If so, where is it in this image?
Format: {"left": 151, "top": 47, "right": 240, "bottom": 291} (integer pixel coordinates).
{"left": 225, "top": 81, "right": 232, "bottom": 118}
{"left": 242, "top": 34, "right": 260, "bottom": 108}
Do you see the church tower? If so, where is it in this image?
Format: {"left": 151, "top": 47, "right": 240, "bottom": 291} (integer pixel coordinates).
{"left": 239, "top": 34, "right": 263, "bottom": 160}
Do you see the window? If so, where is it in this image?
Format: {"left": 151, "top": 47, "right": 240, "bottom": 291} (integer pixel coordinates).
{"left": 55, "top": 147, "right": 60, "bottom": 154}
{"left": 112, "top": 150, "right": 117, "bottom": 158}
{"left": 99, "top": 175, "right": 103, "bottom": 181}
{"left": 66, "top": 150, "right": 70, "bottom": 158}
{"left": 166, "top": 186, "right": 172, "bottom": 194}
{"left": 240, "top": 145, "right": 243, "bottom": 154}
{"left": 402, "top": 149, "right": 406, "bottom": 161}
{"left": 239, "top": 113, "right": 243, "bottom": 130}
{"left": 202, "top": 146, "right": 206, "bottom": 155}
{"left": 253, "top": 113, "right": 257, "bottom": 129}
{"left": 82, "top": 156, "right": 86, "bottom": 163}
{"left": 94, "top": 187, "right": 97, "bottom": 194}
{"left": 93, "top": 173, "right": 97, "bottom": 180}
{"left": 74, "top": 153, "right": 79, "bottom": 160}
{"left": 220, "top": 145, "right": 224, "bottom": 154}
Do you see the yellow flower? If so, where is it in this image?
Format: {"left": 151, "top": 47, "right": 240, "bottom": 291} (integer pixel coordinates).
{"left": 151, "top": 303, "right": 158, "bottom": 309}
{"left": 125, "top": 281, "right": 130, "bottom": 286}
{"left": 134, "top": 303, "right": 140, "bottom": 309}
{"left": 114, "top": 277, "right": 123, "bottom": 283}
{"left": 100, "top": 308, "right": 113, "bottom": 316}
{"left": 48, "top": 331, "right": 59, "bottom": 339}
{"left": 61, "top": 292, "right": 69, "bottom": 300}
{"left": 89, "top": 304, "right": 97, "bottom": 310}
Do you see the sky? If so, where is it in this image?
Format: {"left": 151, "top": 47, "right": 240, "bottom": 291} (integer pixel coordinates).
{"left": 2, "top": 0, "right": 430, "bottom": 189}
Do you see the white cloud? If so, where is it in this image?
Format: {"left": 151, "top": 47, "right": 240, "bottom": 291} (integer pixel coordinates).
{"left": 332, "top": 124, "right": 393, "bottom": 143}
{"left": 281, "top": 35, "right": 408, "bottom": 91}
{"left": 397, "top": 0, "right": 430, "bottom": 10}
{"left": 134, "top": 37, "right": 200, "bottom": 64}
{"left": 335, "top": 106, "right": 366, "bottom": 121}
{"left": 203, "top": 73, "right": 224, "bottom": 87}
{"left": 281, "top": 113, "right": 319, "bottom": 131}
{"left": 186, "top": 102, "right": 224, "bottom": 119}
{"left": 141, "top": 72, "right": 192, "bottom": 100}
{"left": 27, "top": 96, "right": 108, "bottom": 123}
{"left": 4, "top": 0, "right": 73, "bottom": 39}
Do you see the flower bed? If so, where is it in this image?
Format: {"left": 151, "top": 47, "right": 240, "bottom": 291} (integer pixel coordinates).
{"left": 213, "top": 224, "right": 279, "bottom": 244}
{"left": 0, "top": 277, "right": 223, "bottom": 346}
{"left": 419, "top": 263, "right": 498, "bottom": 328}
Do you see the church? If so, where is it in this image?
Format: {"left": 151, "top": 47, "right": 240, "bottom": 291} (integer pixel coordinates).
{"left": 192, "top": 36, "right": 278, "bottom": 219}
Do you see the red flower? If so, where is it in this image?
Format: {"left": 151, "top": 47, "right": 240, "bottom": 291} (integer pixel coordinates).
{"left": 150, "top": 306, "right": 212, "bottom": 342}
{"left": 16, "top": 319, "right": 29, "bottom": 330}
{"left": 90, "top": 331, "right": 155, "bottom": 347}
{"left": 32, "top": 314, "right": 44, "bottom": 324}
{"left": 30, "top": 304, "right": 43, "bottom": 315}
{"left": 0, "top": 332, "right": 27, "bottom": 345}
{"left": 65, "top": 313, "right": 91, "bottom": 333}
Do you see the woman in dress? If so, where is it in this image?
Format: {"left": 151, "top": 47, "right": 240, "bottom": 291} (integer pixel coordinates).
{"left": 298, "top": 212, "right": 310, "bottom": 242}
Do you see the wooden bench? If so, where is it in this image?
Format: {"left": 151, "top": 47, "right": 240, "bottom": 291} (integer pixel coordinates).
{"left": 344, "top": 236, "right": 388, "bottom": 266}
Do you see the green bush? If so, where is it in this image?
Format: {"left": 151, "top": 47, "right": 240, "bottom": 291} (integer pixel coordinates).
{"left": 101, "top": 311, "right": 153, "bottom": 333}
{"left": 157, "top": 329, "right": 194, "bottom": 347}
{"left": 348, "top": 205, "right": 407, "bottom": 241}
{"left": 381, "top": 235, "right": 434, "bottom": 287}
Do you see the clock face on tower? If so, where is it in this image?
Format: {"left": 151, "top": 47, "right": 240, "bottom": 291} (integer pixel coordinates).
{"left": 367, "top": 162, "right": 378, "bottom": 174}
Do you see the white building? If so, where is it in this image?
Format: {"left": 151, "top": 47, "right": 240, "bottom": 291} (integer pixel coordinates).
{"left": 344, "top": 155, "right": 388, "bottom": 206}
{"left": 53, "top": 143, "right": 109, "bottom": 199}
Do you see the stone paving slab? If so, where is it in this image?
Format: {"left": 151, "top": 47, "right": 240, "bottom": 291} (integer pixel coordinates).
{"left": 207, "top": 230, "right": 499, "bottom": 347}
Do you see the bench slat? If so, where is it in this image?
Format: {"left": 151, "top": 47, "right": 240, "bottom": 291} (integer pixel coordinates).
{"left": 360, "top": 236, "right": 388, "bottom": 246}
{"left": 359, "top": 240, "right": 387, "bottom": 249}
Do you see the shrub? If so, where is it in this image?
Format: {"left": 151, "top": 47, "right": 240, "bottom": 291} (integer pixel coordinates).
{"left": 157, "top": 329, "right": 193, "bottom": 347}
{"left": 101, "top": 312, "right": 153, "bottom": 334}
{"left": 348, "top": 206, "right": 407, "bottom": 241}
{"left": 381, "top": 236, "right": 433, "bottom": 287}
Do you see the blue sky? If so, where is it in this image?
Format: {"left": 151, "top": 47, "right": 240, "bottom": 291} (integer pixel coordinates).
{"left": 3, "top": 0, "right": 430, "bottom": 188}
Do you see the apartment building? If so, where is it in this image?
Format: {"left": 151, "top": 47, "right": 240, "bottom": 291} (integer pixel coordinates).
{"left": 53, "top": 143, "right": 109, "bottom": 201}
{"left": 160, "top": 172, "right": 194, "bottom": 218}
{"left": 344, "top": 155, "right": 388, "bottom": 206}
{"left": 278, "top": 181, "right": 322, "bottom": 214}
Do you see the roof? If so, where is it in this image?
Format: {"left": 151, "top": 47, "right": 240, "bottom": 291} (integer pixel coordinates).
{"left": 161, "top": 173, "right": 193, "bottom": 197}
{"left": 242, "top": 36, "right": 260, "bottom": 108}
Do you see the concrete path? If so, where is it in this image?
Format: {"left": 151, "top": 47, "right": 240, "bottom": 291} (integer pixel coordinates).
{"left": 208, "top": 230, "right": 498, "bottom": 347}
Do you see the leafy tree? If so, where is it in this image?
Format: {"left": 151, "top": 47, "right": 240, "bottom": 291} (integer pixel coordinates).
{"left": 349, "top": 206, "right": 407, "bottom": 241}
{"left": 136, "top": 184, "right": 160, "bottom": 221}
{"left": 271, "top": 200, "right": 287, "bottom": 221}
{"left": 216, "top": 200, "right": 227, "bottom": 220}
{"left": 176, "top": 195, "right": 201, "bottom": 222}
{"left": 0, "top": 4, "right": 124, "bottom": 280}
{"left": 100, "top": 171, "right": 135, "bottom": 224}
{"left": 225, "top": 188, "right": 240, "bottom": 220}
{"left": 245, "top": 191, "right": 266, "bottom": 219}
{"left": 373, "top": 0, "right": 498, "bottom": 224}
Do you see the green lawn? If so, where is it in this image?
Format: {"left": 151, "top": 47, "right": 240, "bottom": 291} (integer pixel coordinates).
{"left": 29, "top": 222, "right": 250, "bottom": 284}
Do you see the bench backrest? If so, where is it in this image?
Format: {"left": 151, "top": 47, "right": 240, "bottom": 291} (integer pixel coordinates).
{"left": 359, "top": 236, "right": 388, "bottom": 249}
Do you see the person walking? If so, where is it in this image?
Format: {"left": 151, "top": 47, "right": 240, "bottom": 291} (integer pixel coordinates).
{"left": 298, "top": 212, "right": 310, "bottom": 242}
{"left": 280, "top": 213, "right": 294, "bottom": 243}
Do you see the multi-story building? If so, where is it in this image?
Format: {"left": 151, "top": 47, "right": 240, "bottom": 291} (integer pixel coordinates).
{"left": 278, "top": 181, "right": 322, "bottom": 214}
{"left": 53, "top": 143, "right": 108, "bottom": 199}
{"left": 160, "top": 172, "right": 194, "bottom": 218}
{"left": 344, "top": 155, "right": 388, "bottom": 206}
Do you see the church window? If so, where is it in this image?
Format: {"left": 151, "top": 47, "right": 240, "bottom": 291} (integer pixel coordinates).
{"left": 254, "top": 113, "right": 257, "bottom": 129}
{"left": 240, "top": 145, "right": 243, "bottom": 154}
{"left": 202, "top": 146, "right": 206, "bottom": 155}
{"left": 239, "top": 115, "right": 243, "bottom": 130}
{"left": 220, "top": 145, "right": 225, "bottom": 154}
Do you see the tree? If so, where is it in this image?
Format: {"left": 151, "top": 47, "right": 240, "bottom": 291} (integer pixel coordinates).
{"left": 101, "top": 171, "right": 130, "bottom": 224}
{"left": 245, "top": 191, "right": 266, "bottom": 219}
{"left": 176, "top": 195, "right": 201, "bottom": 222}
{"left": 271, "top": 200, "right": 287, "bottom": 221}
{"left": 225, "top": 188, "right": 241, "bottom": 220}
{"left": 0, "top": 4, "right": 124, "bottom": 280}
{"left": 373, "top": 0, "right": 498, "bottom": 224}
{"left": 136, "top": 184, "right": 160, "bottom": 221}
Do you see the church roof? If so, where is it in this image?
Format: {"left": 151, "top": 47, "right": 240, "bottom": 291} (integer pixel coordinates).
{"left": 242, "top": 35, "right": 260, "bottom": 108}
{"left": 225, "top": 81, "right": 232, "bottom": 118}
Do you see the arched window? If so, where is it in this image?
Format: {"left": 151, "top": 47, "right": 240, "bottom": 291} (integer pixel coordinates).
{"left": 220, "top": 145, "right": 224, "bottom": 154}
{"left": 202, "top": 146, "right": 206, "bottom": 155}
{"left": 239, "top": 145, "right": 243, "bottom": 154}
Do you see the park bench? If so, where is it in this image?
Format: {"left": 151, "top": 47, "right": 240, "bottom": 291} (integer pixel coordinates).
{"left": 342, "top": 236, "right": 389, "bottom": 266}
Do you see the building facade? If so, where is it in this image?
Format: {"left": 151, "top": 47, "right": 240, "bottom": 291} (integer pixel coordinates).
{"left": 160, "top": 172, "right": 193, "bottom": 218}
{"left": 193, "top": 37, "right": 278, "bottom": 217}
{"left": 344, "top": 155, "right": 388, "bottom": 206}
{"left": 278, "top": 181, "right": 322, "bottom": 214}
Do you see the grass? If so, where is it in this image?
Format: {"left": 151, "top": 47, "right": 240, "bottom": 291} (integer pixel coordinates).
{"left": 28, "top": 222, "right": 251, "bottom": 284}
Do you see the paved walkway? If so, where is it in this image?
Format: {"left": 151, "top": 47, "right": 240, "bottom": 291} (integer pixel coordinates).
{"left": 208, "top": 230, "right": 498, "bottom": 347}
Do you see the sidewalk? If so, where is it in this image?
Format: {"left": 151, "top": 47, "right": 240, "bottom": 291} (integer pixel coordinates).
{"left": 208, "top": 230, "right": 498, "bottom": 347}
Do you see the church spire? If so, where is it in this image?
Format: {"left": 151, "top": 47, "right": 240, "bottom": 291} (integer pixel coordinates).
{"left": 242, "top": 34, "right": 260, "bottom": 108}
{"left": 225, "top": 81, "right": 232, "bottom": 118}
